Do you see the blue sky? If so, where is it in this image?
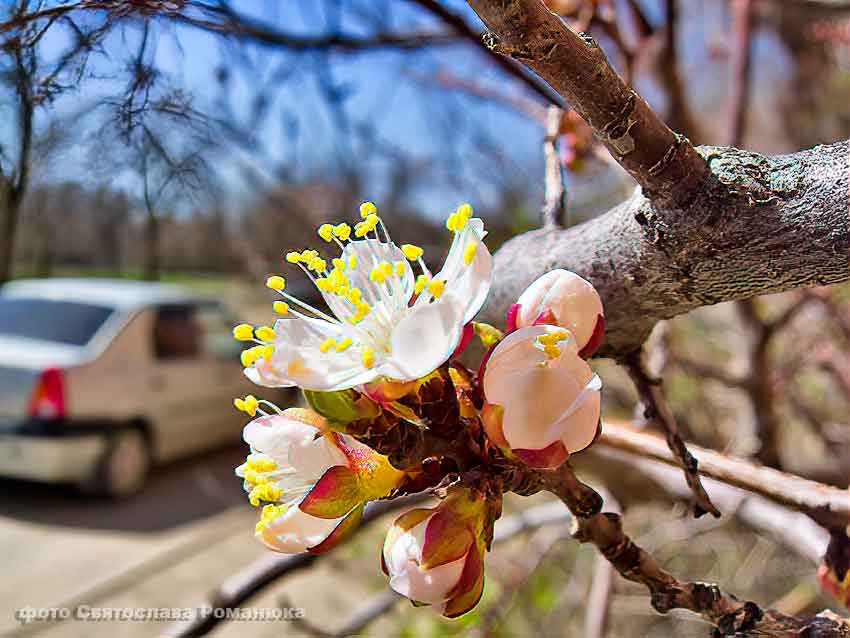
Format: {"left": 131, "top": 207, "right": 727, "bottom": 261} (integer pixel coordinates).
{"left": 6, "top": 0, "right": 800, "bottom": 224}
{"left": 19, "top": 0, "right": 549, "bottom": 221}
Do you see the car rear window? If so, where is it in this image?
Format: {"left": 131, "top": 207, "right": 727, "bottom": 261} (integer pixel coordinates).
{"left": 0, "top": 298, "right": 114, "bottom": 346}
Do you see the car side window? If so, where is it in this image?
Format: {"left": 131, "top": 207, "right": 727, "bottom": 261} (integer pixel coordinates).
{"left": 197, "top": 303, "right": 242, "bottom": 360}
{"left": 154, "top": 304, "right": 202, "bottom": 359}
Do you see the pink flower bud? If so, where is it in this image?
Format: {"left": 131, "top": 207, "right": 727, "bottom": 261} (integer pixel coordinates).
{"left": 383, "top": 490, "right": 486, "bottom": 617}
{"left": 509, "top": 269, "right": 604, "bottom": 357}
{"left": 482, "top": 325, "right": 602, "bottom": 469}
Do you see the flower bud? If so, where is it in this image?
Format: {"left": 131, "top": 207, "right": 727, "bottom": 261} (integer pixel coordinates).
{"left": 508, "top": 269, "right": 604, "bottom": 357}
{"left": 482, "top": 325, "right": 602, "bottom": 469}
{"left": 236, "top": 408, "right": 404, "bottom": 553}
{"left": 382, "top": 488, "right": 486, "bottom": 617}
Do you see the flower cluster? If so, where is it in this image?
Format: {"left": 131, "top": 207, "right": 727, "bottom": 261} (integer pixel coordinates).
{"left": 232, "top": 201, "right": 604, "bottom": 618}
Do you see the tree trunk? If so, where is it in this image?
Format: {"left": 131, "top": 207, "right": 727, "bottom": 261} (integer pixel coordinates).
{"left": 143, "top": 208, "right": 160, "bottom": 281}
{"left": 0, "top": 179, "right": 21, "bottom": 285}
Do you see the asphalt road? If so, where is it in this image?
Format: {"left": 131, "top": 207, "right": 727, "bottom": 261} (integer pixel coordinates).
{"left": 0, "top": 442, "right": 267, "bottom": 637}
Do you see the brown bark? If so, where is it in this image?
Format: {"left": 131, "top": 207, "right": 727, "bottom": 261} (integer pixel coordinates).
{"left": 468, "top": 0, "right": 709, "bottom": 209}
{"left": 468, "top": 0, "right": 850, "bottom": 358}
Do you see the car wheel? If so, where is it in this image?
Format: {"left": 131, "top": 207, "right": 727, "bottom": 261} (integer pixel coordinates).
{"left": 84, "top": 428, "right": 151, "bottom": 497}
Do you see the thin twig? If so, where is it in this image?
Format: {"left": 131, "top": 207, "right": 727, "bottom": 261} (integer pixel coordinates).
{"left": 542, "top": 105, "right": 566, "bottom": 229}
{"left": 625, "top": 349, "right": 720, "bottom": 518}
{"left": 583, "top": 499, "right": 618, "bottom": 638}
{"left": 597, "top": 420, "right": 850, "bottom": 531}
{"left": 282, "top": 589, "right": 402, "bottom": 638}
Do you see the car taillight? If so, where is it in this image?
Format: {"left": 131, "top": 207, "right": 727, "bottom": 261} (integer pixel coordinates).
{"left": 28, "top": 368, "right": 66, "bottom": 420}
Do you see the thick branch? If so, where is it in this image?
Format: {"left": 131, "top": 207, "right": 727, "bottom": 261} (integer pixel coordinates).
{"left": 483, "top": 139, "right": 850, "bottom": 356}
{"left": 467, "top": 0, "right": 709, "bottom": 208}
{"left": 469, "top": 0, "right": 849, "bottom": 356}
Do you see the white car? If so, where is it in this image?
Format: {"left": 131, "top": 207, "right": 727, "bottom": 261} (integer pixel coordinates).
{"left": 0, "top": 278, "right": 275, "bottom": 496}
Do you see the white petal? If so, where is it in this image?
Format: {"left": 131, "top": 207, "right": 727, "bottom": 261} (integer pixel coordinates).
{"left": 260, "top": 504, "right": 344, "bottom": 554}
{"left": 485, "top": 325, "right": 578, "bottom": 374}
{"left": 246, "top": 315, "right": 378, "bottom": 392}
{"left": 428, "top": 218, "right": 492, "bottom": 324}
{"left": 515, "top": 269, "right": 603, "bottom": 349}
{"left": 243, "top": 415, "right": 347, "bottom": 479}
{"left": 384, "top": 293, "right": 464, "bottom": 381}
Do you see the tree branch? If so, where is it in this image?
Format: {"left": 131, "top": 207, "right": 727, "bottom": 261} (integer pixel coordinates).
{"left": 482, "top": 138, "right": 850, "bottom": 357}
{"left": 468, "top": 0, "right": 849, "bottom": 357}
{"left": 597, "top": 421, "right": 850, "bottom": 531}
{"left": 467, "top": 0, "right": 709, "bottom": 208}
{"left": 546, "top": 463, "right": 850, "bottom": 636}
{"left": 410, "top": 0, "right": 565, "bottom": 107}
{"left": 625, "top": 349, "right": 720, "bottom": 518}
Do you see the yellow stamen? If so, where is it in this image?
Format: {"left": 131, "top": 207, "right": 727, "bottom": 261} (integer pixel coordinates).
{"left": 316, "top": 278, "right": 334, "bottom": 293}
{"left": 301, "top": 249, "right": 318, "bottom": 262}
{"left": 332, "top": 258, "right": 346, "bottom": 271}
{"left": 348, "top": 254, "right": 357, "bottom": 269}
{"left": 248, "top": 483, "right": 281, "bottom": 507}
{"left": 308, "top": 257, "right": 327, "bottom": 273}
{"left": 256, "top": 503, "right": 286, "bottom": 532}
{"left": 261, "top": 344, "right": 274, "bottom": 362}
{"left": 266, "top": 275, "right": 286, "bottom": 291}
{"left": 394, "top": 261, "right": 406, "bottom": 276}
{"left": 240, "top": 347, "right": 260, "bottom": 367}
{"left": 320, "top": 337, "right": 337, "bottom": 353}
{"left": 246, "top": 453, "right": 277, "bottom": 473}
{"left": 427, "top": 279, "right": 445, "bottom": 298}
{"left": 347, "top": 288, "right": 362, "bottom": 304}
{"left": 286, "top": 251, "right": 302, "bottom": 264}
{"left": 370, "top": 261, "right": 393, "bottom": 283}
{"left": 273, "top": 301, "right": 290, "bottom": 315}
{"left": 447, "top": 203, "right": 472, "bottom": 232}
{"left": 359, "top": 201, "right": 377, "bottom": 218}
{"left": 233, "top": 323, "right": 254, "bottom": 341}
{"left": 414, "top": 274, "right": 430, "bottom": 295}
{"left": 333, "top": 223, "right": 352, "bottom": 241}
{"left": 456, "top": 203, "right": 472, "bottom": 220}
{"left": 318, "top": 224, "right": 334, "bottom": 242}
{"left": 401, "top": 244, "right": 423, "bottom": 260}
{"left": 336, "top": 337, "right": 353, "bottom": 352}
{"left": 362, "top": 347, "right": 375, "bottom": 369}
{"left": 234, "top": 394, "right": 259, "bottom": 417}
{"left": 463, "top": 241, "right": 477, "bottom": 265}
{"left": 255, "top": 326, "right": 275, "bottom": 342}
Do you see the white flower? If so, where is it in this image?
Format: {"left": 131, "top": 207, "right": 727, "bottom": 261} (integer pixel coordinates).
{"left": 482, "top": 325, "right": 602, "bottom": 468}
{"left": 511, "top": 269, "right": 604, "bottom": 356}
{"left": 240, "top": 203, "right": 492, "bottom": 391}
{"left": 236, "top": 413, "right": 348, "bottom": 553}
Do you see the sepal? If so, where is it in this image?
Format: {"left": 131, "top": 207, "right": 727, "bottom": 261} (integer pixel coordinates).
{"left": 299, "top": 465, "right": 362, "bottom": 518}
{"left": 303, "top": 388, "right": 380, "bottom": 430}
